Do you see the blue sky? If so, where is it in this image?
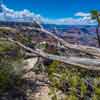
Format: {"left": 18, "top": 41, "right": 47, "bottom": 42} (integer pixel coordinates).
{"left": 0, "top": 0, "right": 99, "bottom": 25}
{"left": 3, "top": 0, "right": 100, "bottom": 19}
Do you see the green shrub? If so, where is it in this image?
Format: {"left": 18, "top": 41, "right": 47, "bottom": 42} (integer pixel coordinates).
{"left": 47, "top": 61, "right": 100, "bottom": 100}
{"left": 0, "top": 40, "right": 24, "bottom": 93}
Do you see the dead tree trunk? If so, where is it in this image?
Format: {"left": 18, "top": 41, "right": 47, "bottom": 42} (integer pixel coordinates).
{"left": 5, "top": 38, "right": 100, "bottom": 71}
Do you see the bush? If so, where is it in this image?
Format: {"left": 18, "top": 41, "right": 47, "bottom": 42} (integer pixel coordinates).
{"left": 47, "top": 61, "right": 100, "bottom": 100}
{"left": 0, "top": 40, "right": 24, "bottom": 93}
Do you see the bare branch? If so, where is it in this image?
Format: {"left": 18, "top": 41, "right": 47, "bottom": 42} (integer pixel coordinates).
{"left": 5, "top": 37, "right": 100, "bottom": 71}
{"left": 1, "top": 27, "right": 100, "bottom": 58}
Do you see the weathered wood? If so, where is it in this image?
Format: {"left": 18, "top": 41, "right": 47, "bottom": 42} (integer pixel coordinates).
{"left": 20, "top": 26, "right": 100, "bottom": 58}
{"left": 6, "top": 38, "right": 100, "bottom": 71}
{"left": 23, "top": 57, "right": 38, "bottom": 73}
{"left": 39, "top": 28, "right": 100, "bottom": 58}
{"left": 1, "top": 27, "right": 100, "bottom": 70}
{"left": 1, "top": 27, "right": 100, "bottom": 58}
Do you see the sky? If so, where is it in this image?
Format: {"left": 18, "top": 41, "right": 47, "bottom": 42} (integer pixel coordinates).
{"left": 0, "top": 0, "right": 99, "bottom": 25}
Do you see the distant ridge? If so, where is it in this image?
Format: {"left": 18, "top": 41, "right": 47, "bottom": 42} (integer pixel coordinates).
{"left": 43, "top": 24, "right": 96, "bottom": 29}
{"left": 0, "top": 21, "right": 41, "bottom": 28}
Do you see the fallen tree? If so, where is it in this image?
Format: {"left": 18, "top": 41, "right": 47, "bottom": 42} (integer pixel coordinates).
{"left": 1, "top": 27, "right": 100, "bottom": 58}
{"left": 4, "top": 37, "right": 100, "bottom": 71}
{"left": 33, "top": 28, "right": 100, "bottom": 58}
{"left": 1, "top": 26, "right": 100, "bottom": 71}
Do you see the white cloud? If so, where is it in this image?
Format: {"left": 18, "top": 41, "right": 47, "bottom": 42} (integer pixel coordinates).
{"left": 0, "top": 4, "right": 96, "bottom": 25}
{"left": 42, "top": 11, "right": 96, "bottom": 25}
{"left": 75, "top": 12, "right": 90, "bottom": 17}
{"left": 0, "top": 4, "right": 41, "bottom": 22}
{"left": 42, "top": 17, "right": 96, "bottom": 25}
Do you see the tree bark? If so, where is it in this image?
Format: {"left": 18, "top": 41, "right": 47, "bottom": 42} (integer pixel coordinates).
{"left": 1, "top": 27, "right": 100, "bottom": 58}
{"left": 5, "top": 38, "right": 100, "bottom": 71}
{"left": 96, "top": 25, "right": 100, "bottom": 47}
